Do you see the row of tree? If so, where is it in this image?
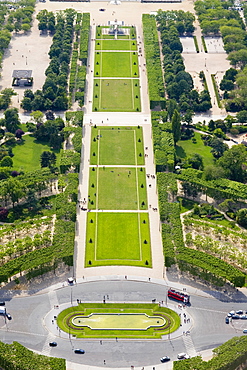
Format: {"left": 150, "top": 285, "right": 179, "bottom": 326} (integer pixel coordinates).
{"left": 195, "top": 0, "right": 247, "bottom": 113}
{"left": 157, "top": 10, "right": 212, "bottom": 115}
{"left": 21, "top": 9, "right": 77, "bottom": 112}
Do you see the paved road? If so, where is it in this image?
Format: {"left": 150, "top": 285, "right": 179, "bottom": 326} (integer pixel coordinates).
{"left": 0, "top": 280, "right": 246, "bottom": 368}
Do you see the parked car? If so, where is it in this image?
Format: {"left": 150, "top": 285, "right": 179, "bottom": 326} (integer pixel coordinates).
{"left": 243, "top": 329, "right": 247, "bottom": 333}
{"left": 160, "top": 356, "right": 170, "bottom": 363}
{"left": 225, "top": 316, "right": 229, "bottom": 324}
{"left": 240, "top": 315, "right": 247, "bottom": 319}
{"left": 177, "top": 353, "right": 190, "bottom": 360}
{"left": 232, "top": 314, "right": 240, "bottom": 319}
{"left": 0, "top": 302, "right": 5, "bottom": 306}
{"left": 6, "top": 314, "right": 12, "bottom": 320}
{"left": 49, "top": 342, "right": 57, "bottom": 347}
{"left": 74, "top": 349, "right": 85, "bottom": 354}
{"left": 236, "top": 310, "right": 243, "bottom": 314}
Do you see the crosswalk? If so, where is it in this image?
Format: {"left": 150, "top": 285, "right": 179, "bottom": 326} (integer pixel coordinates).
{"left": 41, "top": 332, "right": 56, "bottom": 356}
{"left": 48, "top": 290, "right": 59, "bottom": 309}
{"left": 182, "top": 334, "right": 197, "bottom": 357}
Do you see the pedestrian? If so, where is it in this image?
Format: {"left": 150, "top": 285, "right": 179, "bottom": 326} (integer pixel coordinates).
{"left": 100, "top": 340, "right": 102, "bottom": 345}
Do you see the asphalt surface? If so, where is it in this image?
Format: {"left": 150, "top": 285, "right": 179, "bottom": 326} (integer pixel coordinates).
{"left": 0, "top": 280, "right": 246, "bottom": 368}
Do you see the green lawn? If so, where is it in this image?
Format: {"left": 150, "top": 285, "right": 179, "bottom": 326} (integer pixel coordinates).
{"left": 90, "top": 127, "right": 144, "bottom": 165}
{"left": 95, "top": 39, "right": 137, "bottom": 51}
{"left": 88, "top": 167, "right": 147, "bottom": 210}
{"left": 93, "top": 79, "right": 141, "bottom": 112}
{"left": 57, "top": 303, "right": 180, "bottom": 339}
{"left": 12, "top": 135, "right": 61, "bottom": 172}
{"left": 85, "top": 212, "right": 151, "bottom": 267}
{"left": 176, "top": 132, "right": 214, "bottom": 167}
{"left": 94, "top": 52, "right": 139, "bottom": 78}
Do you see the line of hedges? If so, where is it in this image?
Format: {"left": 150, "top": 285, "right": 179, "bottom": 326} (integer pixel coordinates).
{"left": 152, "top": 112, "right": 175, "bottom": 172}
{"left": 177, "top": 168, "right": 247, "bottom": 200}
{"left": 142, "top": 14, "right": 165, "bottom": 109}
{"left": 79, "top": 13, "right": 90, "bottom": 63}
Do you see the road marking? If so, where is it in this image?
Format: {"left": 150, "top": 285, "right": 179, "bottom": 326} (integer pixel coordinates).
{"left": 183, "top": 334, "right": 197, "bottom": 357}
{"left": 41, "top": 332, "right": 56, "bottom": 357}
{"left": 48, "top": 291, "right": 59, "bottom": 309}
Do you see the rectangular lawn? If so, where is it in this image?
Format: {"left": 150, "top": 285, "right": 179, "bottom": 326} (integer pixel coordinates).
{"left": 85, "top": 212, "right": 152, "bottom": 267}
{"left": 90, "top": 127, "right": 144, "bottom": 166}
{"left": 93, "top": 79, "right": 141, "bottom": 112}
{"left": 94, "top": 52, "right": 139, "bottom": 78}
{"left": 88, "top": 167, "right": 147, "bottom": 210}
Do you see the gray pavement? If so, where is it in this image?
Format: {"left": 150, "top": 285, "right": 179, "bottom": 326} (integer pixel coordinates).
{"left": 0, "top": 279, "right": 247, "bottom": 369}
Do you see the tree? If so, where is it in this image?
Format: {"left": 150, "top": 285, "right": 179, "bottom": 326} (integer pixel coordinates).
{"left": 171, "top": 109, "right": 181, "bottom": 144}
{"left": 0, "top": 156, "right": 13, "bottom": 168}
{"left": 22, "top": 23, "right": 31, "bottom": 33}
{"left": 21, "top": 97, "right": 32, "bottom": 111}
{"left": 15, "top": 129, "right": 24, "bottom": 139}
{"left": 4, "top": 108, "right": 20, "bottom": 133}
{"left": 236, "top": 110, "right": 247, "bottom": 123}
{"left": 188, "top": 153, "right": 204, "bottom": 170}
{"left": 203, "top": 165, "right": 225, "bottom": 181}
{"left": 236, "top": 208, "right": 247, "bottom": 227}
{"left": 1, "top": 178, "right": 25, "bottom": 207}
{"left": 0, "top": 88, "right": 16, "bottom": 110}
{"left": 0, "top": 208, "right": 8, "bottom": 221}
{"left": 218, "top": 144, "right": 247, "bottom": 182}
{"left": 30, "top": 110, "right": 44, "bottom": 124}
{"left": 220, "top": 79, "right": 234, "bottom": 91}
{"left": 209, "top": 137, "right": 228, "bottom": 158}
{"left": 40, "top": 151, "right": 56, "bottom": 168}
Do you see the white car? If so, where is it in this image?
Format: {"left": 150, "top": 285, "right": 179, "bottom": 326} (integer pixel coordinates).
{"left": 177, "top": 353, "right": 190, "bottom": 360}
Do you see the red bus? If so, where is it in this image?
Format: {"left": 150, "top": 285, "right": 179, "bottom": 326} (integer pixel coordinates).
{"left": 167, "top": 289, "right": 190, "bottom": 304}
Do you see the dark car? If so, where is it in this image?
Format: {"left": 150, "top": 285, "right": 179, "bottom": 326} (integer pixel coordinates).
{"left": 49, "top": 342, "right": 57, "bottom": 347}
{"left": 74, "top": 349, "right": 85, "bottom": 354}
{"left": 0, "top": 302, "right": 5, "bottom": 306}
{"left": 160, "top": 356, "right": 170, "bottom": 363}
{"left": 236, "top": 310, "right": 243, "bottom": 315}
{"left": 99, "top": 8, "right": 105, "bottom": 11}
{"left": 225, "top": 316, "right": 229, "bottom": 324}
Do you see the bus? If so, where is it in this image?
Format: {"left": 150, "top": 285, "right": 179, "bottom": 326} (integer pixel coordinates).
{"left": 167, "top": 289, "right": 190, "bottom": 304}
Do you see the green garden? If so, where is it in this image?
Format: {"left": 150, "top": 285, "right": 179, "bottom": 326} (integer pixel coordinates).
{"left": 85, "top": 212, "right": 151, "bottom": 267}
{"left": 85, "top": 126, "right": 151, "bottom": 268}
{"left": 88, "top": 167, "right": 147, "bottom": 210}
{"left": 90, "top": 126, "right": 144, "bottom": 166}
{"left": 93, "top": 79, "right": 141, "bottom": 112}
{"left": 57, "top": 303, "right": 180, "bottom": 338}
{"left": 93, "top": 26, "right": 141, "bottom": 112}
